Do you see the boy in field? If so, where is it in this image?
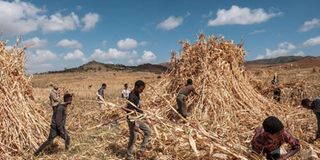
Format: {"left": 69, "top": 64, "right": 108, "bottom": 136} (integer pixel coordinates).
{"left": 121, "top": 83, "right": 130, "bottom": 99}
{"left": 125, "top": 80, "right": 151, "bottom": 160}
{"left": 49, "top": 85, "right": 60, "bottom": 109}
{"left": 176, "top": 79, "right": 198, "bottom": 118}
{"left": 271, "top": 74, "right": 281, "bottom": 102}
{"left": 251, "top": 116, "right": 300, "bottom": 160}
{"left": 301, "top": 97, "right": 320, "bottom": 140}
{"left": 34, "top": 93, "right": 73, "bottom": 156}
{"left": 97, "top": 83, "right": 107, "bottom": 107}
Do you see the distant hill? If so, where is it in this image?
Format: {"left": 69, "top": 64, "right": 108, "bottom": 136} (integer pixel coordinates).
{"left": 43, "top": 60, "right": 168, "bottom": 74}
{"left": 40, "top": 56, "right": 320, "bottom": 75}
{"left": 245, "top": 56, "right": 320, "bottom": 68}
{"left": 246, "top": 56, "right": 307, "bottom": 65}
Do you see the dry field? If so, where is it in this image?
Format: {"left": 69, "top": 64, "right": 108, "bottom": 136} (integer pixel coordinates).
{"left": 29, "top": 64, "right": 320, "bottom": 160}
{"left": 247, "top": 65, "right": 320, "bottom": 105}
{"left": 29, "top": 65, "right": 320, "bottom": 160}
{"left": 31, "top": 71, "right": 162, "bottom": 160}
{"left": 2, "top": 36, "right": 320, "bottom": 160}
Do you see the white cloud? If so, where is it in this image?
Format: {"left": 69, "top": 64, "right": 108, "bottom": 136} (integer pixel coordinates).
{"left": 139, "top": 41, "right": 148, "bottom": 46}
{"left": 208, "top": 5, "right": 280, "bottom": 26}
{"left": 157, "top": 16, "right": 183, "bottom": 30}
{"left": 137, "top": 50, "right": 157, "bottom": 64}
{"left": 81, "top": 12, "right": 100, "bottom": 31}
{"left": 294, "top": 51, "right": 305, "bottom": 56}
{"left": 256, "top": 42, "right": 303, "bottom": 59}
{"left": 57, "top": 39, "right": 82, "bottom": 49}
{"left": 23, "top": 37, "right": 47, "bottom": 48}
{"left": 25, "top": 63, "right": 54, "bottom": 74}
{"left": 278, "top": 42, "right": 296, "bottom": 50}
{"left": 91, "top": 48, "right": 135, "bottom": 60}
{"left": 64, "top": 49, "right": 86, "bottom": 61}
{"left": 40, "top": 12, "right": 80, "bottom": 33}
{"left": 303, "top": 36, "right": 320, "bottom": 47}
{"left": 0, "top": 0, "right": 43, "bottom": 35}
{"left": 117, "top": 38, "right": 138, "bottom": 50}
{"left": 29, "top": 49, "right": 57, "bottom": 63}
{"left": 300, "top": 18, "right": 320, "bottom": 32}
{"left": 0, "top": 1, "right": 99, "bottom": 35}
{"left": 128, "top": 59, "right": 135, "bottom": 65}
{"left": 250, "top": 29, "right": 266, "bottom": 35}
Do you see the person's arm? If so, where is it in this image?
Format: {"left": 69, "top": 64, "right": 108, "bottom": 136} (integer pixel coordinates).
{"left": 280, "top": 131, "right": 300, "bottom": 159}
{"left": 192, "top": 87, "right": 199, "bottom": 96}
{"left": 251, "top": 127, "right": 264, "bottom": 154}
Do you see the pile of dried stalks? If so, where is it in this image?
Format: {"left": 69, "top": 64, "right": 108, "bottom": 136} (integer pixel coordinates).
{"left": 0, "top": 41, "right": 48, "bottom": 159}
{"left": 107, "top": 34, "right": 319, "bottom": 159}
{"left": 252, "top": 77, "right": 320, "bottom": 105}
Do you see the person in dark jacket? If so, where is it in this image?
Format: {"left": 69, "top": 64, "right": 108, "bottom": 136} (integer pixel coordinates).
{"left": 301, "top": 97, "right": 320, "bottom": 140}
{"left": 34, "top": 93, "right": 73, "bottom": 156}
{"left": 125, "top": 80, "right": 151, "bottom": 160}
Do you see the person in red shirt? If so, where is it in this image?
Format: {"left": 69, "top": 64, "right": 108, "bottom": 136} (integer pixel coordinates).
{"left": 251, "top": 116, "right": 300, "bottom": 160}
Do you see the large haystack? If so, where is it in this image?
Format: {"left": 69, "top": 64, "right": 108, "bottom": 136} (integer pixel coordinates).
{"left": 134, "top": 34, "right": 319, "bottom": 159}
{"left": 0, "top": 41, "right": 48, "bottom": 158}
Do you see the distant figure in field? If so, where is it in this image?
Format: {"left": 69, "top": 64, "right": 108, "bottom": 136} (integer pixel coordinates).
{"left": 97, "top": 83, "right": 107, "bottom": 107}
{"left": 251, "top": 116, "right": 300, "bottom": 160}
{"left": 301, "top": 97, "right": 320, "bottom": 140}
{"left": 176, "top": 79, "right": 198, "bottom": 118}
{"left": 49, "top": 85, "right": 60, "bottom": 109}
{"left": 121, "top": 83, "right": 130, "bottom": 99}
{"left": 271, "top": 74, "right": 281, "bottom": 102}
{"left": 34, "top": 93, "right": 73, "bottom": 156}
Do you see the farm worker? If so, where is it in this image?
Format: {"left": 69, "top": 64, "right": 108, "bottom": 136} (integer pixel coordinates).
{"left": 34, "top": 93, "right": 73, "bottom": 156}
{"left": 125, "top": 80, "right": 151, "bottom": 160}
{"left": 301, "top": 97, "right": 320, "bottom": 140}
{"left": 97, "top": 83, "right": 107, "bottom": 108}
{"left": 271, "top": 74, "right": 281, "bottom": 102}
{"left": 49, "top": 85, "right": 60, "bottom": 109}
{"left": 251, "top": 116, "right": 300, "bottom": 160}
{"left": 176, "top": 79, "right": 199, "bottom": 118}
{"left": 121, "top": 83, "right": 130, "bottom": 99}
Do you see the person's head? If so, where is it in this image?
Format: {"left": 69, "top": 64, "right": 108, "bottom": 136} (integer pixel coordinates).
{"left": 53, "top": 85, "right": 59, "bottom": 90}
{"left": 134, "top": 80, "right": 145, "bottom": 93}
{"left": 124, "top": 83, "right": 128, "bottom": 89}
{"left": 63, "top": 93, "right": 73, "bottom": 105}
{"left": 102, "top": 83, "right": 107, "bottom": 89}
{"left": 263, "top": 116, "right": 284, "bottom": 139}
{"left": 301, "top": 98, "right": 311, "bottom": 109}
{"left": 187, "top": 79, "right": 193, "bottom": 85}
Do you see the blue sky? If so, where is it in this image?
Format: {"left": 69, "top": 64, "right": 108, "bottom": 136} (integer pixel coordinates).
{"left": 1, "top": 0, "right": 320, "bottom": 73}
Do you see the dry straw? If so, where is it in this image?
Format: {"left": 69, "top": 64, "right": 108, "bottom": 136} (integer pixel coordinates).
{"left": 119, "top": 34, "right": 319, "bottom": 159}
{"left": 0, "top": 41, "right": 48, "bottom": 159}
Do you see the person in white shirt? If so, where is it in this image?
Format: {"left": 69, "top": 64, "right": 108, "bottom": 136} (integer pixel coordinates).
{"left": 121, "top": 83, "right": 130, "bottom": 99}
